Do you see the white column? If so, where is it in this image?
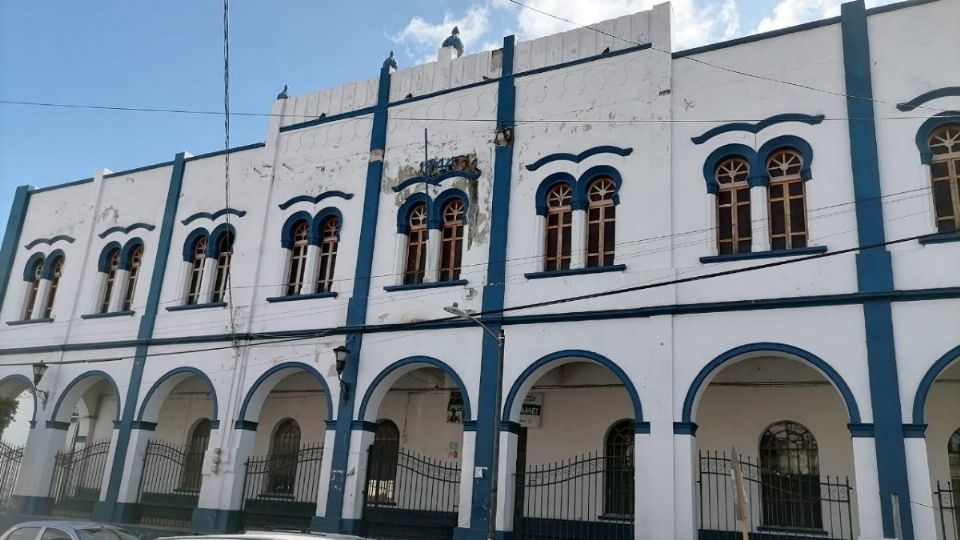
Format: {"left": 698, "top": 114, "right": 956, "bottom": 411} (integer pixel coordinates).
{"left": 115, "top": 427, "right": 154, "bottom": 504}
{"left": 205, "top": 426, "right": 255, "bottom": 513}
{"left": 851, "top": 436, "right": 886, "bottom": 540}
{"left": 534, "top": 216, "right": 546, "bottom": 272}
{"left": 341, "top": 429, "right": 376, "bottom": 520}
{"left": 635, "top": 430, "right": 676, "bottom": 540}
{"left": 571, "top": 210, "right": 586, "bottom": 269}
{"left": 673, "top": 432, "right": 698, "bottom": 540}
{"left": 394, "top": 233, "right": 408, "bottom": 285}
{"left": 750, "top": 185, "right": 770, "bottom": 252}
{"left": 457, "top": 430, "right": 477, "bottom": 529}
{"left": 31, "top": 280, "right": 51, "bottom": 319}
{"left": 494, "top": 430, "right": 518, "bottom": 531}
{"left": 109, "top": 270, "right": 129, "bottom": 312}
{"left": 425, "top": 229, "right": 440, "bottom": 282}
{"left": 92, "top": 272, "right": 108, "bottom": 314}
{"left": 705, "top": 194, "right": 718, "bottom": 257}
{"left": 904, "top": 437, "right": 937, "bottom": 540}
{"left": 13, "top": 423, "right": 68, "bottom": 499}
{"left": 301, "top": 245, "right": 321, "bottom": 295}
{"left": 200, "top": 257, "right": 217, "bottom": 303}
{"left": 314, "top": 427, "right": 338, "bottom": 518}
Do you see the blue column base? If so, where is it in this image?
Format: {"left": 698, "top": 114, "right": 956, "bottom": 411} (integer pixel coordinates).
{"left": 112, "top": 502, "right": 141, "bottom": 524}
{"left": 310, "top": 515, "right": 341, "bottom": 533}
{"left": 10, "top": 495, "right": 52, "bottom": 516}
{"left": 191, "top": 508, "right": 242, "bottom": 533}
{"left": 339, "top": 519, "right": 363, "bottom": 536}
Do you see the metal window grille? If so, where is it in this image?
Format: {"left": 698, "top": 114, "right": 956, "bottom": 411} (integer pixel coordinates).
{"left": 767, "top": 150, "right": 808, "bottom": 250}
{"left": 49, "top": 439, "right": 111, "bottom": 518}
{"left": 122, "top": 245, "right": 143, "bottom": 311}
{"left": 759, "top": 420, "right": 823, "bottom": 530}
{"left": 241, "top": 442, "right": 324, "bottom": 532}
{"left": 186, "top": 236, "right": 207, "bottom": 305}
{"left": 586, "top": 177, "right": 616, "bottom": 268}
{"left": 318, "top": 217, "right": 339, "bottom": 293}
{"left": 42, "top": 257, "right": 63, "bottom": 318}
{"left": 211, "top": 233, "right": 233, "bottom": 303}
{"left": 137, "top": 439, "right": 205, "bottom": 528}
{"left": 716, "top": 157, "right": 752, "bottom": 255}
{"left": 403, "top": 204, "right": 428, "bottom": 285}
{"left": 935, "top": 481, "right": 959, "bottom": 540}
{"left": 439, "top": 199, "right": 465, "bottom": 281}
{"left": 287, "top": 221, "right": 310, "bottom": 296}
{"left": 100, "top": 250, "right": 120, "bottom": 313}
{"left": 544, "top": 184, "right": 573, "bottom": 271}
{"left": 180, "top": 419, "right": 211, "bottom": 492}
{"left": 929, "top": 124, "right": 960, "bottom": 233}
{"left": 268, "top": 419, "right": 302, "bottom": 494}
{"left": 604, "top": 419, "right": 634, "bottom": 516}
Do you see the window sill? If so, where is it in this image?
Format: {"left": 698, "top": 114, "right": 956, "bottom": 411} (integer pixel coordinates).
{"left": 5, "top": 318, "right": 54, "bottom": 326}
{"left": 918, "top": 230, "right": 960, "bottom": 245}
{"left": 166, "top": 301, "right": 228, "bottom": 312}
{"left": 384, "top": 279, "right": 468, "bottom": 292}
{"left": 81, "top": 310, "right": 135, "bottom": 320}
{"left": 266, "top": 292, "right": 338, "bottom": 303}
{"left": 524, "top": 264, "right": 627, "bottom": 279}
{"left": 699, "top": 245, "right": 827, "bottom": 263}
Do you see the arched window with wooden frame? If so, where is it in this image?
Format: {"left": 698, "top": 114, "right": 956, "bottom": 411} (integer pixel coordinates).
{"left": 211, "top": 232, "right": 233, "bottom": 303}
{"left": 181, "top": 418, "right": 211, "bottom": 492}
{"left": 285, "top": 220, "right": 310, "bottom": 296}
{"left": 100, "top": 249, "right": 121, "bottom": 314}
{"left": 759, "top": 420, "right": 822, "bottom": 530}
{"left": 929, "top": 124, "right": 960, "bottom": 233}
{"left": 950, "top": 428, "right": 960, "bottom": 486}
{"left": 22, "top": 257, "right": 44, "bottom": 320}
{"left": 403, "top": 203, "right": 429, "bottom": 285}
{"left": 767, "top": 149, "right": 808, "bottom": 250}
{"left": 268, "top": 419, "right": 302, "bottom": 494}
{"left": 121, "top": 244, "right": 143, "bottom": 311}
{"left": 544, "top": 184, "right": 573, "bottom": 271}
{"left": 586, "top": 177, "right": 617, "bottom": 267}
{"left": 367, "top": 420, "right": 401, "bottom": 503}
{"left": 42, "top": 255, "right": 64, "bottom": 319}
{"left": 604, "top": 419, "right": 634, "bottom": 516}
{"left": 186, "top": 235, "right": 208, "bottom": 305}
{"left": 715, "top": 157, "right": 752, "bottom": 255}
{"left": 439, "top": 198, "right": 465, "bottom": 281}
{"left": 317, "top": 216, "right": 340, "bottom": 293}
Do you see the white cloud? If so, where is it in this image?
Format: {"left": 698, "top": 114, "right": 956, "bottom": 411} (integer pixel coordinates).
{"left": 756, "top": 0, "right": 896, "bottom": 32}
{"left": 389, "top": 5, "right": 493, "bottom": 64}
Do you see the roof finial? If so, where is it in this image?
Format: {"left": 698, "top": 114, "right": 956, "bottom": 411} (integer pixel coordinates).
{"left": 383, "top": 50, "right": 398, "bottom": 71}
{"left": 441, "top": 26, "right": 464, "bottom": 58}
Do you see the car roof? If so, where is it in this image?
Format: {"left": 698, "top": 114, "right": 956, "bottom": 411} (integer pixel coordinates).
{"left": 8, "top": 522, "right": 122, "bottom": 530}
{"left": 158, "top": 533, "right": 369, "bottom": 540}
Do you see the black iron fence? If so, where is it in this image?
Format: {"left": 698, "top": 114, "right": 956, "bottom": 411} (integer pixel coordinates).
{"left": 137, "top": 439, "right": 204, "bottom": 528}
{"left": 699, "top": 450, "right": 854, "bottom": 539}
{"left": 50, "top": 439, "right": 111, "bottom": 517}
{"left": 241, "top": 443, "right": 324, "bottom": 532}
{"left": 0, "top": 440, "right": 23, "bottom": 512}
{"left": 936, "top": 481, "right": 958, "bottom": 540}
{"left": 361, "top": 445, "right": 461, "bottom": 540}
{"left": 513, "top": 452, "right": 634, "bottom": 540}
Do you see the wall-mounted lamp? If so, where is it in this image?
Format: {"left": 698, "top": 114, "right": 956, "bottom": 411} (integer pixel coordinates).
{"left": 32, "top": 361, "right": 50, "bottom": 407}
{"left": 333, "top": 345, "right": 351, "bottom": 402}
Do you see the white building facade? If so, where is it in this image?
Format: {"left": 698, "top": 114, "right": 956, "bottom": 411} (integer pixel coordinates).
{"left": 0, "top": 1, "right": 958, "bottom": 539}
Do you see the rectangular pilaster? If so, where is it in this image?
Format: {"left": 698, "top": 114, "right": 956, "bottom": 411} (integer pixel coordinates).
{"left": 851, "top": 436, "right": 885, "bottom": 539}
{"left": 903, "top": 436, "right": 937, "bottom": 540}
{"left": 672, "top": 432, "right": 698, "bottom": 540}
{"left": 749, "top": 185, "right": 770, "bottom": 252}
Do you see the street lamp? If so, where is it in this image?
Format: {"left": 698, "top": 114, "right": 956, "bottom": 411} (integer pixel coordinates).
{"left": 444, "top": 303, "right": 505, "bottom": 540}
{"left": 333, "top": 345, "right": 351, "bottom": 402}
{"left": 31, "top": 361, "right": 49, "bottom": 406}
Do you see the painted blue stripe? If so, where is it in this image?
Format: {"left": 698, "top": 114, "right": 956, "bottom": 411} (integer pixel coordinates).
{"left": 184, "top": 142, "right": 266, "bottom": 161}
{"left": 102, "top": 161, "right": 175, "bottom": 179}
{"left": 180, "top": 208, "right": 247, "bottom": 226}
{"left": 277, "top": 190, "right": 354, "bottom": 210}
{"left": 23, "top": 235, "right": 75, "bottom": 249}
{"left": 690, "top": 114, "right": 824, "bottom": 145}
{"left": 524, "top": 146, "right": 633, "bottom": 172}
{"left": 279, "top": 106, "right": 377, "bottom": 133}
{"left": 98, "top": 223, "right": 155, "bottom": 239}
{"left": 0, "top": 187, "right": 33, "bottom": 310}
{"left": 896, "top": 86, "right": 960, "bottom": 112}
{"left": 391, "top": 170, "right": 481, "bottom": 192}
{"left": 673, "top": 17, "right": 840, "bottom": 58}
{"left": 911, "top": 344, "right": 960, "bottom": 425}
{"left": 28, "top": 177, "right": 93, "bottom": 194}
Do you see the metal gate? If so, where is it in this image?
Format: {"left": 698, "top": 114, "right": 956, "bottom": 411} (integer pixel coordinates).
{"left": 513, "top": 452, "right": 634, "bottom": 540}
{"left": 936, "top": 481, "right": 958, "bottom": 540}
{"left": 0, "top": 441, "right": 24, "bottom": 512}
{"left": 699, "top": 450, "right": 854, "bottom": 539}
{"left": 137, "top": 439, "right": 204, "bottom": 528}
{"left": 361, "top": 444, "right": 461, "bottom": 540}
{"left": 49, "top": 439, "right": 111, "bottom": 517}
{"left": 240, "top": 443, "right": 324, "bottom": 531}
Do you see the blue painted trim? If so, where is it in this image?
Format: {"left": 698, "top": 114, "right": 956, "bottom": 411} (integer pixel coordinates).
{"left": 681, "top": 342, "right": 861, "bottom": 424}
{"left": 324, "top": 420, "right": 338, "bottom": 429}
{"left": 463, "top": 420, "right": 478, "bottom": 432}
{"left": 180, "top": 208, "right": 247, "bottom": 226}
{"left": 266, "top": 292, "right": 338, "bottom": 303}
{"left": 191, "top": 507, "right": 243, "bottom": 534}
{"left": 524, "top": 264, "right": 626, "bottom": 279}
{"left": 757, "top": 135, "right": 815, "bottom": 181}
{"left": 280, "top": 211, "right": 312, "bottom": 249}
{"left": 673, "top": 17, "right": 840, "bottom": 58}
{"left": 81, "top": 311, "right": 134, "bottom": 320}
{"left": 515, "top": 43, "right": 650, "bottom": 79}
{"left": 181, "top": 228, "right": 209, "bottom": 261}
{"left": 98, "top": 223, "right": 155, "bottom": 239}
{"left": 137, "top": 366, "right": 219, "bottom": 422}
{"left": 278, "top": 190, "right": 354, "bottom": 210}
{"left": 206, "top": 223, "right": 235, "bottom": 258}
{"left": 914, "top": 111, "right": 960, "bottom": 164}
{"left": 392, "top": 170, "right": 482, "bottom": 193}
{"left": 673, "top": 422, "right": 698, "bottom": 435}
{"left": 577, "top": 165, "right": 623, "bottom": 206}
{"left": 897, "top": 87, "right": 960, "bottom": 111}
{"left": 384, "top": 279, "right": 468, "bottom": 292}
{"left": 702, "top": 144, "right": 760, "bottom": 194}
{"left": 103, "top": 160, "right": 175, "bottom": 179}
{"left": 864, "top": 0, "right": 938, "bottom": 15}
{"left": 130, "top": 421, "right": 157, "bottom": 431}
{"left": 97, "top": 242, "right": 122, "bottom": 272}
{"left": 21, "top": 252, "right": 45, "bottom": 281}
{"left": 50, "top": 370, "right": 122, "bottom": 424}
{"left": 40, "top": 249, "right": 65, "bottom": 279}
{"left": 911, "top": 344, "right": 959, "bottom": 425}
{"left": 848, "top": 423, "right": 875, "bottom": 437}
{"left": 234, "top": 419, "right": 258, "bottom": 431}
{"left": 0, "top": 186, "right": 32, "bottom": 311}
{"left": 430, "top": 189, "right": 470, "bottom": 229}
{"left": 5, "top": 318, "right": 53, "bottom": 326}
{"left": 184, "top": 142, "right": 266, "bottom": 161}
{"left": 534, "top": 172, "right": 579, "bottom": 216}
{"left": 700, "top": 246, "right": 827, "bottom": 263}
{"left": 525, "top": 146, "right": 633, "bottom": 172}
{"left": 119, "top": 238, "right": 144, "bottom": 271}
{"left": 351, "top": 420, "right": 377, "bottom": 432}
{"left": 278, "top": 106, "right": 377, "bottom": 133}
{"left": 166, "top": 301, "right": 227, "bottom": 312}
{"left": 396, "top": 192, "right": 432, "bottom": 234}
{"left": 391, "top": 78, "right": 500, "bottom": 108}
{"left": 634, "top": 421, "right": 651, "bottom": 434}
{"left": 691, "top": 114, "right": 825, "bottom": 145}
{"left": 237, "top": 361, "right": 334, "bottom": 422}
{"left": 111, "top": 420, "right": 121, "bottom": 429}
{"left": 503, "top": 349, "right": 644, "bottom": 423}
{"left": 500, "top": 421, "right": 522, "bottom": 434}
{"left": 919, "top": 231, "right": 960, "bottom": 245}
{"left": 24, "top": 235, "right": 75, "bottom": 249}
{"left": 46, "top": 420, "right": 71, "bottom": 430}
{"left": 29, "top": 177, "right": 92, "bottom": 194}
{"left": 310, "top": 208, "right": 345, "bottom": 245}
{"left": 902, "top": 424, "right": 927, "bottom": 438}
{"left": 357, "top": 356, "right": 473, "bottom": 422}
{"left": 0, "top": 374, "right": 37, "bottom": 426}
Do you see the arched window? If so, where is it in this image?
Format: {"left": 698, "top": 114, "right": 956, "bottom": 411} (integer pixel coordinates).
{"left": 439, "top": 198, "right": 465, "bottom": 281}
{"left": 604, "top": 419, "right": 634, "bottom": 516}
{"left": 586, "top": 177, "right": 616, "bottom": 267}
{"left": 181, "top": 418, "right": 211, "bottom": 492}
{"left": 23, "top": 258, "right": 43, "bottom": 319}
{"left": 43, "top": 257, "right": 64, "bottom": 319}
{"left": 949, "top": 428, "right": 960, "bottom": 485}
{"left": 715, "top": 157, "right": 752, "bottom": 255}
{"left": 268, "top": 419, "right": 302, "bottom": 494}
{"left": 929, "top": 124, "right": 960, "bottom": 233}
{"left": 368, "top": 420, "right": 400, "bottom": 503}
{"left": 286, "top": 221, "right": 310, "bottom": 296}
{"left": 186, "top": 235, "right": 208, "bottom": 305}
{"left": 122, "top": 245, "right": 143, "bottom": 311}
{"left": 767, "top": 150, "right": 808, "bottom": 250}
{"left": 317, "top": 217, "right": 340, "bottom": 293}
{"left": 759, "top": 420, "right": 821, "bottom": 530}
{"left": 211, "top": 233, "right": 233, "bottom": 303}
{"left": 544, "top": 184, "right": 573, "bottom": 271}
{"left": 403, "top": 204, "right": 428, "bottom": 285}
{"left": 100, "top": 249, "right": 120, "bottom": 314}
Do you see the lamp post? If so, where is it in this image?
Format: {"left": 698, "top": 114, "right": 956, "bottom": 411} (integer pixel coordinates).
{"left": 444, "top": 303, "right": 505, "bottom": 540}
{"left": 31, "top": 361, "right": 49, "bottom": 407}
{"left": 333, "top": 345, "right": 351, "bottom": 402}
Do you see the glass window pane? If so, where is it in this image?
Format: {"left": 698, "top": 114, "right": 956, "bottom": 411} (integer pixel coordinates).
{"left": 771, "top": 202, "right": 785, "bottom": 235}
{"left": 718, "top": 191, "right": 731, "bottom": 204}
{"left": 718, "top": 208, "right": 732, "bottom": 240}
{"left": 769, "top": 184, "right": 783, "bottom": 198}
{"left": 790, "top": 199, "right": 806, "bottom": 232}
{"left": 933, "top": 180, "right": 955, "bottom": 218}
{"left": 737, "top": 205, "right": 752, "bottom": 238}
{"left": 41, "top": 529, "right": 71, "bottom": 540}
{"left": 788, "top": 182, "right": 803, "bottom": 197}
{"left": 931, "top": 161, "right": 949, "bottom": 178}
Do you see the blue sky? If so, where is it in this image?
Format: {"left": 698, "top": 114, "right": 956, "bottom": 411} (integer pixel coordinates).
{"left": 0, "top": 0, "right": 889, "bottom": 235}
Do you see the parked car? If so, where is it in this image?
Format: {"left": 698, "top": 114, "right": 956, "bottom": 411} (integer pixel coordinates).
{"left": 158, "top": 532, "right": 370, "bottom": 540}
{"left": 0, "top": 522, "right": 138, "bottom": 540}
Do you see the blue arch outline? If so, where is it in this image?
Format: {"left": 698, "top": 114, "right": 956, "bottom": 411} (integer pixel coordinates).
{"left": 911, "top": 344, "right": 960, "bottom": 425}
{"left": 396, "top": 193, "right": 432, "bottom": 234}
{"left": 119, "top": 238, "right": 144, "bottom": 271}
{"left": 97, "top": 223, "right": 155, "bottom": 239}
{"left": 0, "top": 374, "right": 37, "bottom": 426}
{"left": 23, "top": 235, "right": 75, "bottom": 249}
{"left": 577, "top": 165, "right": 623, "bottom": 206}
{"left": 525, "top": 145, "right": 634, "bottom": 172}
{"left": 897, "top": 87, "right": 960, "bottom": 112}
{"left": 237, "top": 361, "right": 334, "bottom": 423}
{"left": 137, "top": 366, "right": 219, "bottom": 422}
{"left": 180, "top": 208, "right": 247, "bottom": 226}
{"left": 50, "top": 370, "right": 122, "bottom": 423}
{"left": 757, "top": 135, "right": 815, "bottom": 183}
{"left": 430, "top": 188, "right": 470, "bottom": 229}
{"left": 97, "top": 242, "right": 122, "bottom": 273}
{"left": 41, "top": 249, "right": 65, "bottom": 279}
{"left": 680, "top": 342, "right": 862, "bottom": 424}
{"left": 534, "top": 172, "right": 579, "bottom": 216}
{"left": 391, "top": 170, "right": 482, "bottom": 192}
{"left": 702, "top": 144, "right": 761, "bottom": 194}
{"left": 181, "top": 228, "right": 209, "bottom": 261}
{"left": 691, "top": 114, "right": 825, "bottom": 145}
{"left": 206, "top": 223, "right": 236, "bottom": 258}
{"left": 22, "top": 253, "right": 45, "bottom": 281}
{"left": 280, "top": 211, "right": 313, "bottom": 249}
{"left": 503, "top": 350, "right": 644, "bottom": 423}
{"left": 914, "top": 111, "right": 960, "bottom": 165}
{"left": 358, "top": 356, "right": 473, "bottom": 422}
{"left": 311, "top": 207, "right": 345, "bottom": 245}
{"left": 277, "top": 190, "right": 355, "bottom": 210}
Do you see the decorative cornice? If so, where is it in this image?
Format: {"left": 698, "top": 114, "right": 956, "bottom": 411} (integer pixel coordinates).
{"left": 896, "top": 86, "right": 960, "bottom": 112}
{"left": 24, "top": 235, "right": 75, "bottom": 249}
{"left": 848, "top": 423, "right": 875, "bottom": 437}
{"left": 180, "top": 208, "right": 247, "bottom": 225}
{"left": 98, "top": 223, "right": 155, "bottom": 239}
{"left": 392, "top": 170, "right": 481, "bottom": 193}
{"left": 277, "top": 190, "right": 355, "bottom": 210}
{"left": 691, "top": 114, "right": 825, "bottom": 145}
{"left": 525, "top": 146, "right": 633, "bottom": 172}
